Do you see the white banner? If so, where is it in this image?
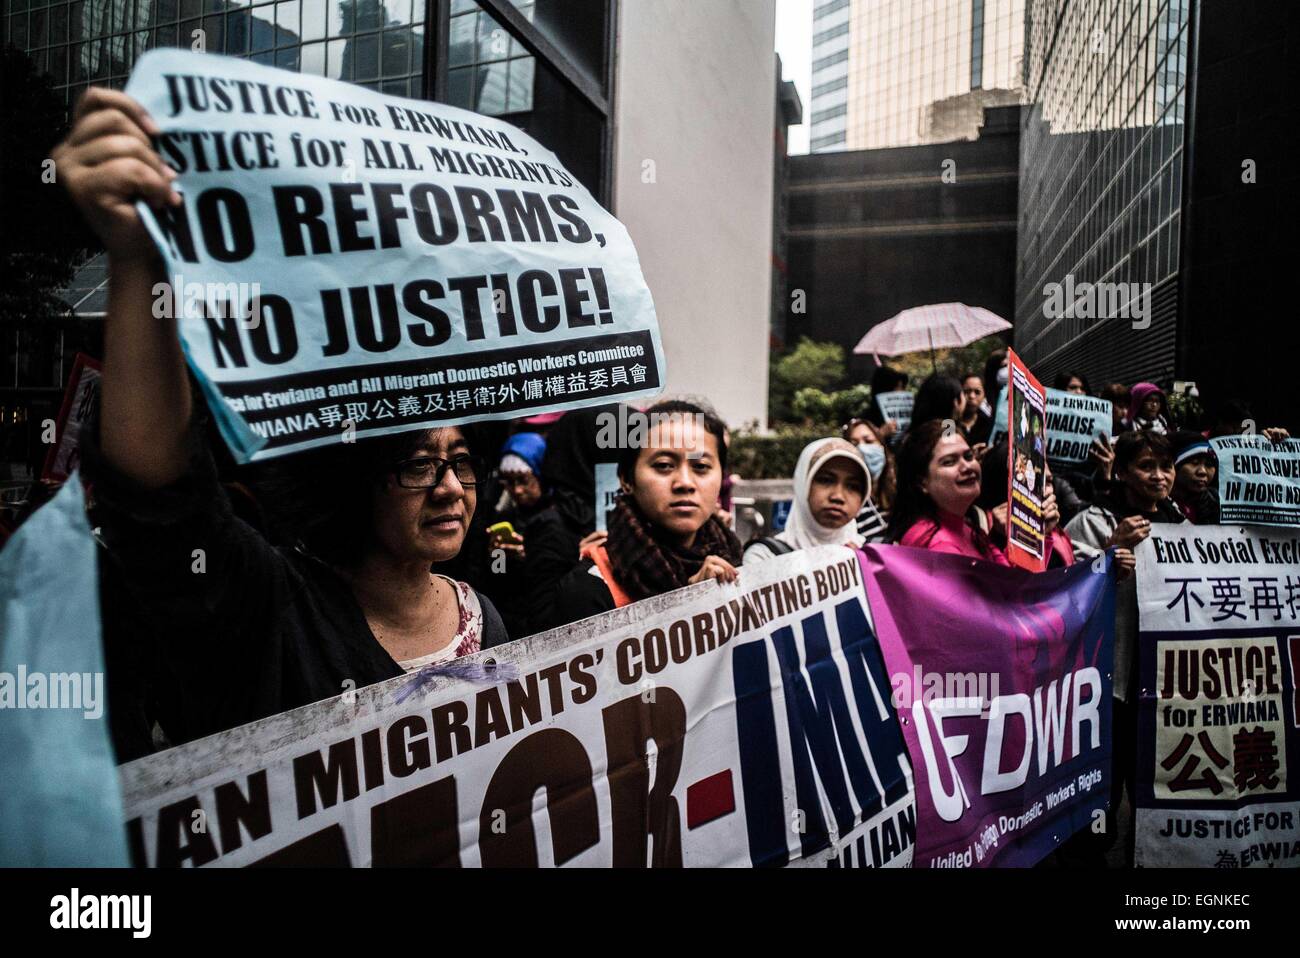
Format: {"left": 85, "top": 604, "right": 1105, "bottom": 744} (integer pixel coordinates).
{"left": 119, "top": 547, "right": 915, "bottom": 868}
{"left": 1135, "top": 525, "right": 1300, "bottom": 867}
{"left": 124, "top": 49, "right": 665, "bottom": 462}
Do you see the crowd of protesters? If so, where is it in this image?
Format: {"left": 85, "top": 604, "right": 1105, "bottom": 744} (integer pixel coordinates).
{"left": 0, "top": 85, "right": 1294, "bottom": 871}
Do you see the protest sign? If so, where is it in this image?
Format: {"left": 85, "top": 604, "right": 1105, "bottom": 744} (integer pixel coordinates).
{"left": 124, "top": 49, "right": 665, "bottom": 462}
{"left": 987, "top": 385, "right": 1008, "bottom": 447}
{"left": 41, "top": 354, "right": 101, "bottom": 482}
{"left": 1045, "top": 388, "right": 1110, "bottom": 468}
{"left": 1211, "top": 436, "right": 1300, "bottom": 528}
{"left": 875, "top": 391, "right": 913, "bottom": 439}
{"left": 593, "top": 462, "right": 620, "bottom": 534}
{"left": 119, "top": 547, "right": 915, "bottom": 868}
{"left": 859, "top": 544, "right": 1115, "bottom": 867}
{"left": 1134, "top": 525, "right": 1300, "bottom": 867}
{"left": 1005, "top": 350, "right": 1048, "bottom": 572}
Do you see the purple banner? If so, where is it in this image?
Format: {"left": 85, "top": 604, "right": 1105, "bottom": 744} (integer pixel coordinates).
{"left": 859, "top": 545, "right": 1116, "bottom": 867}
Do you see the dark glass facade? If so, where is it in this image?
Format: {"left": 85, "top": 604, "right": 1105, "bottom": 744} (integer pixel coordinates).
{"left": 2, "top": 0, "right": 614, "bottom": 195}
{"left": 1014, "top": 0, "right": 1191, "bottom": 385}
{"left": 0, "top": 0, "right": 616, "bottom": 478}
{"left": 786, "top": 105, "right": 1022, "bottom": 378}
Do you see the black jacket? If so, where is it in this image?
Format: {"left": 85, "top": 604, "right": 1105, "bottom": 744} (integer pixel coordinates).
{"left": 83, "top": 418, "right": 509, "bottom": 753}
{"left": 550, "top": 558, "right": 617, "bottom": 629}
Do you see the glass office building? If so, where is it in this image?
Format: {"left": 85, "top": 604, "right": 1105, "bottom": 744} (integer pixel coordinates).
{"left": 1014, "top": 0, "right": 1191, "bottom": 384}
{"left": 0, "top": 0, "right": 615, "bottom": 479}
{"left": 2, "top": 0, "right": 614, "bottom": 196}
{"left": 809, "top": 0, "right": 851, "bottom": 152}
{"left": 810, "top": 0, "right": 1024, "bottom": 153}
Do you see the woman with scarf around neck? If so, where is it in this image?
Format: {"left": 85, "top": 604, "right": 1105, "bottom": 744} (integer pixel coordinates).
{"left": 743, "top": 438, "right": 868, "bottom": 562}
{"left": 549, "top": 401, "right": 744, "bottom": 626}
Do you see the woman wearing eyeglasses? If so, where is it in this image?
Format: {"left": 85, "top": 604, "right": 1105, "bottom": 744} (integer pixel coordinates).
{"left": 56, "top": 88, "right": 509, "bottom": 747}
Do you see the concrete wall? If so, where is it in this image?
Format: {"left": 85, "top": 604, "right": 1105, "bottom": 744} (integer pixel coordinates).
{"left": 613, "top": 0, "right": 777, "bottom": 429}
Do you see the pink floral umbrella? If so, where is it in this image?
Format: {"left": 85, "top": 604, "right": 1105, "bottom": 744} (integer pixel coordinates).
{"left": 853, "top": 303, "right": 1011, "bottom": 369}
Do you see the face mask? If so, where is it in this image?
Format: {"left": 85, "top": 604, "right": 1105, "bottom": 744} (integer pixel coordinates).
{"left": 996, "top": 365, "right": 1009, "bottom": 388}
{"left": 858, "top": 443, "right": 886, "bottom": 480}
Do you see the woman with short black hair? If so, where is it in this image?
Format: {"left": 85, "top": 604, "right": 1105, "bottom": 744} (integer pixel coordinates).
{"left": 56, "top": 86, "right": 510, "bottom": 748}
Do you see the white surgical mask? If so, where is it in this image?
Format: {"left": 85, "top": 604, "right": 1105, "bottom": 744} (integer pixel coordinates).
{"left": 996, "top": 365, "right": 1009, "bottom": 388}
{"left": 858, "top": 443, "right": 886, "bottom": 480}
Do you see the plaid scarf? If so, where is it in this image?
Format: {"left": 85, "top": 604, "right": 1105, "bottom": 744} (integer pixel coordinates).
{"left": 605, "top": 496, "right": 744, "bottom": 602}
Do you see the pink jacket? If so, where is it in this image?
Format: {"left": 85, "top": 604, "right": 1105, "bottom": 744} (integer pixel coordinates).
{"left": 900, "top": 510, "right": 1075, "bottom": 568}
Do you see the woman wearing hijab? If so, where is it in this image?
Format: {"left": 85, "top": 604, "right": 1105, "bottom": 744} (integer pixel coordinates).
{"left": 1126, "top": 383, "right": 1172, "bottom": 434}
{"left": 550, "top": 401, "right": 744, "bottom": 626}
{"left": 743, "top": 438, "right": 868, "bottom": 562}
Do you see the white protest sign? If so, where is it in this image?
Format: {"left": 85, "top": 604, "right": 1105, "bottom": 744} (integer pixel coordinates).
{"left": 594, "top": 461, "right": 620, "bottom": 533}
{"left": 875, "top": 391, "right": 913, "bottom": 436}
{"left": 124, "top": 50, "right": 665, "bottom": 462}
{"left": 119, "top": 547, "right": 916, "bottom": 868}
{"left": 1212, "top": 436, "right": 1300, "bottom": 528}
{"left": 1134, "top": 525, "right": 1300, "bottom": 867}
{"left": 1044, "top": 388, "right": 1110, "bottom": 467}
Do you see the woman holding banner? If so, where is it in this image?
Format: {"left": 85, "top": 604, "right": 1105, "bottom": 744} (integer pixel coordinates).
{"left": 887, "top": 421, "right": 1073, "bottom": 566}
{"left": 550, "top": 401, "right": 743, "bottom": 625}
{"left": 743, "top": 437, "right": 868, "bottom": 562}
{"left": 54, "top": 88, "right": 510, "bottom": 744}
{"left": 1063, "top": 430, "right": 1184, "bottom": 863}
{"left": 974, "top": 439, "right": 1077, "bottom": 569}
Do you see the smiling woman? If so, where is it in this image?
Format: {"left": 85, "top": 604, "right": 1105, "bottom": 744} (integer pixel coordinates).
{"left": 887, "top": 419, "right": 1009, "bottom": 565}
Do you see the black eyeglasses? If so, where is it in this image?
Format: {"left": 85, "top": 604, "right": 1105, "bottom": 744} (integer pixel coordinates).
{"left": 392, "top": 454, "right": 485, "bottom": 489}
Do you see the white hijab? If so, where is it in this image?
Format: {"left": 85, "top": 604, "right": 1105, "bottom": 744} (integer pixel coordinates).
{"left": 776, "top": 438, "right": 869, "bottom": 551}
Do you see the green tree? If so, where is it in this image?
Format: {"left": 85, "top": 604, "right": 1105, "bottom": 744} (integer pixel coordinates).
{"left": 769, "top": 338, "right": 847, "bottom": 423}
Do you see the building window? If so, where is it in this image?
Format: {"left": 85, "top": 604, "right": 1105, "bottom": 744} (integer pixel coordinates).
{"left": 7, "top": 0, "right": 615, "bottom": 199}
{"left": 811, "top": 103, "right": 847, "bottom": 125}
{"left": 970, "top": 0, "right": 985, "bottom": 90}
{"left": 810, "top": 130, "right": 846, "bottom": 151}
{"left": 812, "top": 75, "right": 848, "bottom": 99}
{"left": 813, "top": 22, "right": 849, "bottom": 48}
{"left": 813, "top": 0, "right": 849, "bottom": 20}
